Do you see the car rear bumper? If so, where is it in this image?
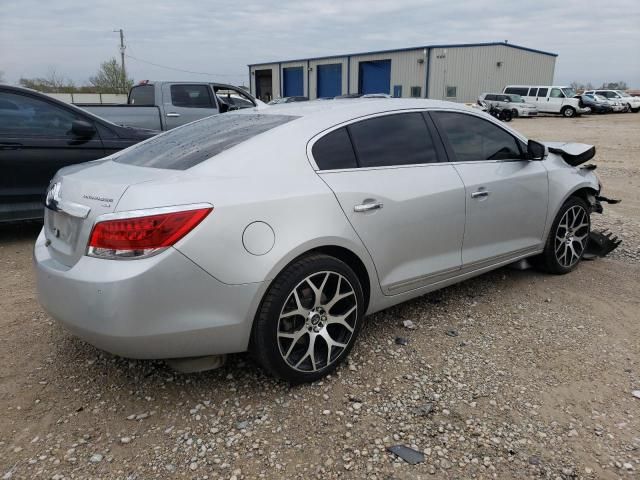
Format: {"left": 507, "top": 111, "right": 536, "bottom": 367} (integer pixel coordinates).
{"left": 34, "top": 230, "right": 264, "bottom": 359}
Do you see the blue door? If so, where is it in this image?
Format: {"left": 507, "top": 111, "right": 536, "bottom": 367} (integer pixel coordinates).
{"left": 283, "top": 67, "right": 304, "bottom": 97}
{"left": 358, "top": 60, "right": 391, "bottom": 95}
{"left": 317, "top": 64, "right": 342, "bottom": 98}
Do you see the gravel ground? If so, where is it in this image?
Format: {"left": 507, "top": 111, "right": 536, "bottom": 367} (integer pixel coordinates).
{"left": 1, "top": 113, "right": 639, "bottom": 480}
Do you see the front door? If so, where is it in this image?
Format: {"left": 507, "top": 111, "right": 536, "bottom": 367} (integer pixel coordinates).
{"left": 546, "top": 87, "right": 565, "bottom": 113}
{"left": 161, "top": 83, "right": 219, "bottom": 129}
{"left": 313, "top": 112, "right": 466, "bottom": 294}
{"left": 0, "top": 90, "right": 105, "bottom": 220}
{"left": 431, "top": 111, "right": 548, "bottom": 267}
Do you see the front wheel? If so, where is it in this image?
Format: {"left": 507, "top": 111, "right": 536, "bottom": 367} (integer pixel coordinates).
{"left": 251, "top": 254, "right": 364, "bottom": 383}
{"left": 562, "top": 106, "right": 576, "bottom": 118}
{"left": 537, "top": 197, "right": 590, "bottom": 274}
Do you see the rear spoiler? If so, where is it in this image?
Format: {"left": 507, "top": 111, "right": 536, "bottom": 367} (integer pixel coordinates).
{"left": 543, "top": 142, "right": 596, "bottom": 167}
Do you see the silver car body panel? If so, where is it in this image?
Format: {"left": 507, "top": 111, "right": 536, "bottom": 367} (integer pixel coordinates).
{"left": 35, "top": 99, "right": 600, "bottom": 359}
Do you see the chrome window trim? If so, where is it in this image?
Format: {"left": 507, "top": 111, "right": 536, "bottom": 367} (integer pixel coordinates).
{"left": 306, "top": 107, "right": 530, "bottom": 172}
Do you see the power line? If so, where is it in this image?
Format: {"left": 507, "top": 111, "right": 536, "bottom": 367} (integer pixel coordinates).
{"left": 124, "top": 53, "right": 244, "bottom": 78}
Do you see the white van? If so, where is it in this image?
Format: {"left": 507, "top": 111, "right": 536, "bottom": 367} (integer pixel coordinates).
{"left": 503, "top": 85, "right": 589, "bottom": 117}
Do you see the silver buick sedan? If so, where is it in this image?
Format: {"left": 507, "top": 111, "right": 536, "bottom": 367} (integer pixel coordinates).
{"left": 35, "top": 99, "right": 612, "bottom": 383}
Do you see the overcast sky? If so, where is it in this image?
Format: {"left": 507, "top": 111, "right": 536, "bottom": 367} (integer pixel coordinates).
{"left": 1, "top": 0, "right": 639, "bottom": 88}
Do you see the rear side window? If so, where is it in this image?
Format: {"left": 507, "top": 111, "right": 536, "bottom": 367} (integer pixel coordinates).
{"left": 528, "top": 88, "right": 538, "bottom": 96}
{"left": 504, "top": 87, "right": 528, "bottom": 96}
{"left": 433, "top": 111, "right": 522, "bottom": 162}
{"left": 170, "top": 84, "right": 214, "bottom": 108}
{"left": 348, "top": 112, "right": 438, "bottom": 167}
{"left": 312, "top": 128, "right": 357, "bottom": 170}
{"left": 114, "top": 114, "right": 297, "bottom": 170}
{"left": 129, "top": 85, "right": 155, "bottom": 105}
{"left": 485, "top": 94, "right": 495, "bottom": 101}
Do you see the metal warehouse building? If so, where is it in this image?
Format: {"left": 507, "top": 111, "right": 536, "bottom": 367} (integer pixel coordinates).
{"left": 248, "top": 42, "right": 557, "bottom": 103}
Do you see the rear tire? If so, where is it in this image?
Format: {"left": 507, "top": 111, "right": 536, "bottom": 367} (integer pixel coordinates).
{"left": 251, "top": 254, "right": 364, "bottom": 383}
{"left": 561, "top": 106, "right": 576, "bottom": 118}
{"left": 511, "top": 109, "right": 519, "bottom": 118}
{"left": 536, "top": 197, "right": 590, "bottom": 275}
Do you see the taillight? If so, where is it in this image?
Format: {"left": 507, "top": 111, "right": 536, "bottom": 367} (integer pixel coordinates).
{"left": 87, "top": 205, "right": 212, "bottom": 259}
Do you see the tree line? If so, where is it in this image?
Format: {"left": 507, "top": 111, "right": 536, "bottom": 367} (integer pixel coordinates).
{"left": 6, "top": 58, "right": 134, "bottom": 94}
{"left": 570, "top": 80, "right": 629, "bottom": 91}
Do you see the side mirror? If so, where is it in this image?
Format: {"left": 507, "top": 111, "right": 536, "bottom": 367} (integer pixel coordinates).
{"left": 218, "top": 102, "right": 229, "bottom": 113}
{"left": 71, "top": 119, "right": 96, "bottom": 138}
{"left": 527, "top": 140, "right": 547, "bottom": 160}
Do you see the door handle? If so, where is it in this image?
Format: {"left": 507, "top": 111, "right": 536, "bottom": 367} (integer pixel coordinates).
{"left": 471, "top": 190, "right": 490, "bottom": 199}
{"left": 0, "top": 142, "right": 23, "bottom": 150}
{"left": 166, "top": 112, "right": 181, "bottom": 117}
{"left": 354, "top": 201, "right": 383, "bottom": 212}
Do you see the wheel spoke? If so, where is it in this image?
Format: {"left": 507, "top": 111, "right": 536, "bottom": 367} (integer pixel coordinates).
{"left": 279, "top": 330, "right": 307, "bottom": 360}
{"left": 305, "top": 272, "right": 330, "bottom": 308}
{"left": 326, "top": 305, "right": 356, "bottom": 332}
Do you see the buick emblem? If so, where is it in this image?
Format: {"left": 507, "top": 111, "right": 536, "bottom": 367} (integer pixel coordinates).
{"left": 45, "top": 182, "right": 62, "bottom": 210}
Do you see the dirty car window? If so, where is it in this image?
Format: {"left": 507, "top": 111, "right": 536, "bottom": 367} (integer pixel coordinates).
{"left": 113, "top": 114, "right": 297, "bottom": 170}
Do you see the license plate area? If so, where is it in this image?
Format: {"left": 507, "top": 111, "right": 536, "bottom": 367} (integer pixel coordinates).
{"left": 46, "top": 210, "right": 83, "bottom": 253}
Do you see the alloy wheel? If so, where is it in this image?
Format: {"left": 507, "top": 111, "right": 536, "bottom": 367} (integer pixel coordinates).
{"left": 277, "top": 271, "right": 357, "bottom": 372}
{"left": 554, "top": 205, "right": 589, "bottom": 268}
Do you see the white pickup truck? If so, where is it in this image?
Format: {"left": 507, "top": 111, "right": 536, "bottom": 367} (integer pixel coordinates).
{"left": 77, "top": 81, "right": 264, "bottom": 131}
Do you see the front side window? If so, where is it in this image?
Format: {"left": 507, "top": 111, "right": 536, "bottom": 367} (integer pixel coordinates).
{"left": 0, "top": 91, "right": 80, "bottom": 137}
{"left": 432, "top": 111, "right": 522, "bottom": 162}
{"left": 214, "top": 86, "right": 256, "bottom": 110}
{"left": 114, "top": 114, "right": 297, "bottom": 170}
{"left": 550, "top": 88, "right": 564, "bottom": 98}
{"left": 170, "top": 84, "right": 214, "bottom": 108}
{"left": 561, "top": 87, "right": 577, "bottom": 98}
{"left": 312, "top": 127, "right": 357, "bottom": 170}
{"left": 348, "top": 112, "right": 438, "bottom": 168}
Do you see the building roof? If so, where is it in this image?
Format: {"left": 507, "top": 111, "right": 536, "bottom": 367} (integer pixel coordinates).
{"left": 248, "top": 41, "right": 558, "bottom": 67}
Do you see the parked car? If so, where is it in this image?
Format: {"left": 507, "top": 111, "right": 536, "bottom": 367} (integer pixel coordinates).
{"left": 268, "top": 96, "right": 309, "bottom": 105}
{"left": 77, "top": 81, "right": 264, "bottom": 131}
{"left": 36, "top": 99, "right": 613, "bottom": 383}
{"left": 583, "top": 89, "right": 640, "bottom": 113}
{"left": 503, "top": 85, "right": 590, "bottom": 117}
{"left": 0, "top": 85, "right": 157, "bottom": 223}
{"left": 478, "top": 93, "right": 538, "bottom": 117}
{"left": 575, "top": 94, "right": 613, "bottom": 114}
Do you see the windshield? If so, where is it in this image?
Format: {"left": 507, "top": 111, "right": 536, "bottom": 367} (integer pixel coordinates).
{"left": 616, "top": 90, "right": 631, "bottom": 97}
{"left": 114, "top": 114, "right": 297, "bottom": 170}
{"left": 507, "top": 94, "right": 525, "bottom": 103}
{"left": 562, "top": 87, "right": 577, "bottom": 98}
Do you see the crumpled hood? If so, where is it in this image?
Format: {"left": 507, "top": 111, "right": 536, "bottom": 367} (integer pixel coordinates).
{"left": 543, "top": 142, "right": 595, "bottom": 166}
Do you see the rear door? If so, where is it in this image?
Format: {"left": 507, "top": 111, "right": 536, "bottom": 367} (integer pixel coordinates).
{"left": 0, "top": 90, "right": 105, "bottom": 220}
{"left": 314, "top": 111, "right": 466, "bottom": 294}
{"left": 431, "top": 110, "right": 548, "bottom": 267}
{"left": 161, "top": 83, "right": 219, "bottom": 129}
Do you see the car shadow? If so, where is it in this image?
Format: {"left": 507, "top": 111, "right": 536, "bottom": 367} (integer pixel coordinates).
{"left": 0, "top": 221, "right": 42, "bottom": 244}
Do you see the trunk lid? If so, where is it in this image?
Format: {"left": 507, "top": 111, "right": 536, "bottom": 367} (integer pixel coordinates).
{"left": 44, "top": 160, "right": 177, "bottom": 267}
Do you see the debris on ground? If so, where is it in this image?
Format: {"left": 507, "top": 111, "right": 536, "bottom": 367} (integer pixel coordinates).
{"left": 402, "top": 319, "right": 416, "bottom": 329}
{"left": 386, "top": 445, "right": 425, "bottom": 465}
{"left": 395, "top": 337, "right": 409, "bottom": 346}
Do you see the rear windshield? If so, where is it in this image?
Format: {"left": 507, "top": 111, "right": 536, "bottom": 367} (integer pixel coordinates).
{"left": 114, "top": 114, "right": 297, "bottom": 170}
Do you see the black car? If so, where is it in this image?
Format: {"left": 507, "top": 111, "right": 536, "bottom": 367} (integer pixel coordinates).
{"left": 575, "top": 93, "right": 612, "bottom": 114}
{"left": 0, "top": 85, "right": 157, "bottom": 222}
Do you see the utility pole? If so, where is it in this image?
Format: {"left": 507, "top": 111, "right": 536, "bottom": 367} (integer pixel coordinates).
{"left": 113, "top": 29, "right": 126, "bottom": 93}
